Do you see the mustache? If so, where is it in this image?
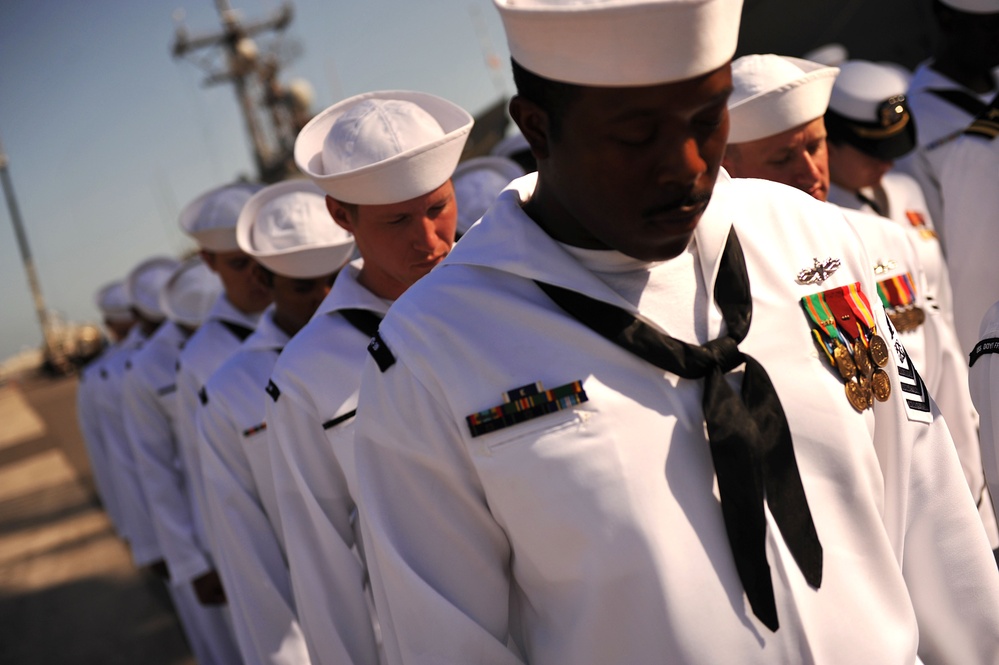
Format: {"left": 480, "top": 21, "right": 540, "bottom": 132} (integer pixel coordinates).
{"left": 642, "top": 189, "right": 713, "bottom": 218}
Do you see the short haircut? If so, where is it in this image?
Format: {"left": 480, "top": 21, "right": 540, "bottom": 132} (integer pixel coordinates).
{"left": 511, "top": 58, "right": 582, "bottom": 142}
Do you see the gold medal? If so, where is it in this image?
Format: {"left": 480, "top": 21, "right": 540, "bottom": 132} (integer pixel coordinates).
{"left": 854, "top": 342, "right": 873, "bottom": 377}
{"left": 871, "top": 369, "right": 891, "bottom": 402}
{"left": 857, "top": 373, "right": 874, "bottom": 407}
{"left": 833, "top": 341, "right": 856, "bottom": 380}
{"left": 910, "top": 306, "right": 925, "bottom": 328}
{"left": 845, "top": 379, "right": 869, "bottom": 412}
{"left": 869, "top": 335, "right": 890, "bottom": 367}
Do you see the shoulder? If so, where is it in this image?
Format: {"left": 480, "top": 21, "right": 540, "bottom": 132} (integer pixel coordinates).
{"left": 270, "top": 309, "right": 366, "bottom": 399}
{"left": 962, "top": 94, "right": 999, "bottom": 141}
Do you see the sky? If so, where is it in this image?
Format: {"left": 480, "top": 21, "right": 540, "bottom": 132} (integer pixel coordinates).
{"left": 0, "top": 0, "right": 940, "bottom": 364}
{"left": 0, "top": 0, "right": 515, "bottom": 362}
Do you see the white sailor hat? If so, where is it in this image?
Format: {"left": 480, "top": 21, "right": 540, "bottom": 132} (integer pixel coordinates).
{"left": 237, "top": 178, "right": 356, "bottom": 279}
{"left": 124, "top": 256, "right": 181, "bottom": 322}
{"left": 728, "top": 54, "right": 840, "bottom": 143}
{"left": 489, "top": 132, "right": 530, "bottom": 161}
{"left": 94, "top": 280, "right": 134, "bottom": 324}
{"left": 801, "top": 43, "right": 849, "bottom": 68}
{"left": 179, "top": 182, "right": 264, "bottom": 252}
{"left": 295, "top": 91, "right": 473, "bottom": 205}
{"left": 826, "top": 60, "right": 916, "bottom": 161}
{"left": 159, "top": 257, "right": 223, "bottom": 328}
{"left": 452, "top": 156, "right": 525, "bottom": 235}
{"left": 493, "top": 0, "right": 743, "bottom": 87}
{"left": 940, "top": 0, "right": 999, "bottom": 14}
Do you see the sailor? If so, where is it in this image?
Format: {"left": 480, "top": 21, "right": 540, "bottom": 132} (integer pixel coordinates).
{"left": 105, "top": 258, "right": 180, "bottom": 565}
{"left": 198, "top": 179, "right": 354, "bottom": 665}
{"left": 174, "top": 181, "right": 270, "bottom": 613}
{"left": 351, "top": 1, "right": 999, "bottom": 663}
{"left": 938, "top": 93, "right": 999, "bottom": 355}
{"left": 451, "top": 155, "right": 524, "bottom": 238}
{"left": 724, "top": 53, "right": 998, "bottom": 550}
{"left": 970, "top": 298, "right": 999, "bottom": 564}
{"left": 122, "top": 257, "right": 241, "bottom": 665}
{"left": 264, "top": 90, "right": 472, "bottom": 664}
{"left": 825, "top": 59, "right": 955, "bottom": 322}
{"left": 896, "top": 0, "right": 999, "bottom": 230}
{"left": 76, "top": 279, "right": 136, "bottom": 538}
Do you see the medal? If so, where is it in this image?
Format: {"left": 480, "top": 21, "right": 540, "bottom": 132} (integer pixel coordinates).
{"left": 845, "top": 379, "right": 869, "bottom": 412}
{"left": 833, "top": 340, "right": 856, "bottom": 380}
{"left": 854, "top": 338, "right": 873, "bottom": 376}
{"left": 871, "top": 369, "right": 891, "bottom": 402}
{"left": 869, "top": 334, "right": 890, "bottom": 367}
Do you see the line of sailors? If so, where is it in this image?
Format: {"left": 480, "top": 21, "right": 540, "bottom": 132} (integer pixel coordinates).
{"left": 75, "top": 0, "right": 999, "bottom": 662}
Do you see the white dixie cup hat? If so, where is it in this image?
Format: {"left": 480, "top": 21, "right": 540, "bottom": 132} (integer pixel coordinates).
{"left": 159, "top": 257, "right": 223, "bottom": 328}
{"left": 452, "top": 156, "right": 525, "bottom": 235}
{"left": 493, "top": 0, "right": 744, "bottom": 87}
{"left": 124, "top": 256, "right": 181, "bottom": 322}
{"left": 237, "top": 178, "right": 356, "bottom": 279}
{"left": 179, "top": 182, "right": 265, "bottom": 251}
{"left": 295, "top": 90, "right": 473, "bottom": 205}
{"left": 727, "top": 54, "right": 840, "bottom": 143}
{"left": 95, "top": 280, "right": 135, "bottom": 324}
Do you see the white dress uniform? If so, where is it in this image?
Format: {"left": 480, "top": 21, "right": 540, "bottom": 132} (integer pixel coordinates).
{"left": 198, "top": 308, "right": 312, "bottom": 665}
{"left": 123, "top": 319, "right": 243, "bottom": 665}
{"left": 939, "top": 110, "right": 999, "bottom": 356}
{"left": 828, "top": 172, "right": 953, "bottom": 320}
{"left": 92, "top": 325, "right": 163, "bottom": 566}
{"left": 76, "top": 343, "right": 129, "bottom": 536}
{"left": 175, "top": 292, "right": 262, "bottom": 563}
{"left": 897, "top": 63, "right": 996, "bottom": 234}
{"left": 266, "top": 261, "right": 384, "bottom": 665}
{"left": 353, "top": 172, "right": 999, "bottom": 665}
{"left": 836, "top": 205, "right": 997, "bottom": 546}
{"left": 970, "top": 300, "right": 999, "bottom": 524}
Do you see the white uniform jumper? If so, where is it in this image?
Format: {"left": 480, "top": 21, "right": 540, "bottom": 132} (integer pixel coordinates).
{"left": 266, "top": 262, "right": 384, "bottom": 665}
{"left": 123, "top": 319, "right": 242, "bottom": 665}
{"left": 898, "top": 63, "right": 996, "bottom": 234}
{"left": 971, "top": 301, "right": 999, "bottom": 525}
{"left": 836, "top": 205, "right": 997, "bottom": 546}
{"left": 175, "top": 293, "right": 262, "bottom": 563}
{"left": 828, "top": 172, "right": 953, "bottom": 320}
{"left": 77, "top": 342, "right": 129, "bottom": 537}
{"left": 93, "top": 325, "right": 161, "bottom": 566}
{"left": 354, "top": 173, "right": 999, "bottom": 665}
{"left": 199, "top": 308, "right": 311, "bottom": 665}
{"left": 939, "top": 114, "right": 999, "bottom": 356}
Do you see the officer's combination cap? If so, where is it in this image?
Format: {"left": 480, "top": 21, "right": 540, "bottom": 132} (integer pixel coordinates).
{"left": 826, "top": 60, "right": 916, "bottom": 161}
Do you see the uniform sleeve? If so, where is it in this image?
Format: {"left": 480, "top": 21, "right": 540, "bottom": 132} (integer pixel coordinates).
{"left": 870, "top": 301, "right": 999, "bottom": 664}
{"left": 76, "top": 371, "right": 126, "bottom": 535}
{"left": 98, "top": 370, "right": 161, "bottom": 566}
{"left": 353, "top": 353, "right": 523, "bottom": 665}
{"left": 123, "top": 369, "right": 211, "bottom": 585}
{"left": 266, "top": 381, "right": 379, "bottom": 665}
{"left": 969, "top": 305, "right": 999, "bottom": 531}
{"left": 199, "top": 390, "right": 311, "bottom": 665}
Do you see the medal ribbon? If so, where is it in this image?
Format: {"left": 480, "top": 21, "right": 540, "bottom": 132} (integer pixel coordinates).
{"left": 844, "top": 283, "right": 878, "bottom": 340}
{"left": 823, "top": 287, "right": 862, "bottom": 343}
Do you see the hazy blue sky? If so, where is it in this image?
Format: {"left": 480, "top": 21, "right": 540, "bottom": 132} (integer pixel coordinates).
{"left": 0, "top": 0, "right": 514, "bottom": 361}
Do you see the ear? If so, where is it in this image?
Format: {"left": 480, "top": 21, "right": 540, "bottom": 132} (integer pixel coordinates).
{"left": 326, "top": 196, "right": 355, "bottom": 233}
{"left": 199, "top": 250, "right": 218, "bottom": 273}
{"left": 509, "top": 95, "right": 552, "bottom": 161}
